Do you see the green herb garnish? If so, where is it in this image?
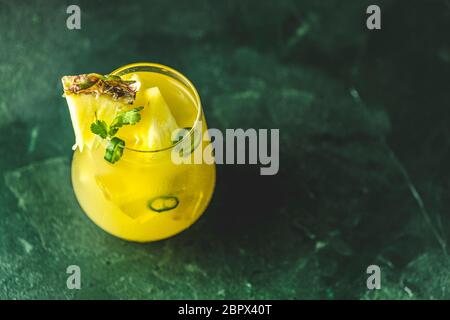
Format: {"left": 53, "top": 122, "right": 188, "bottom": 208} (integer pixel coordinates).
{"left": 109, "top": 106, "right": 143, "bottom": 136}
{"left": 90, "top": 106, "right": 144, "bottom": 163}
{"left": 90, "top": 120, "right": 108, "bottom": 139}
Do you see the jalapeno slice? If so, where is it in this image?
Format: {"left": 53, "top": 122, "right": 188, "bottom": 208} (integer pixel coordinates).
{"left": 147, "top": 195, "right": 179, "bottom": 213}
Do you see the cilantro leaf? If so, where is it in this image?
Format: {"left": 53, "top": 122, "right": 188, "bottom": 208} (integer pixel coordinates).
{"left": 104, "top": 137, "right": 125, "bottom": 164}
{"left": 90, "top": 120, "right": 108, "bottom": 139}
{"left": 109, "top": 106, "right": 144, "bottom": 135}
{"left": 90, "top": 106, "right": 143, "bottom": 164}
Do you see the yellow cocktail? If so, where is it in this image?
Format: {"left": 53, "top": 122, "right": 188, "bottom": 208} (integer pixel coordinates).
{"left": 66, "top": 63, "right": 215, "bottom": 242}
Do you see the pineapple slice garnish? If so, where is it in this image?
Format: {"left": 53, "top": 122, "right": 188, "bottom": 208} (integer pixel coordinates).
{"left": 61, "top": 73, "right": 139, "bottom": 151}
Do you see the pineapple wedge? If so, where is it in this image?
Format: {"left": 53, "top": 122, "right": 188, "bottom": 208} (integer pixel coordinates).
{"left": 61, "top": 73, "right": 139, "bottom": 151}
{"left": 117, "top": 81, "right": 180, "bottom": 150}
{"left": 137, "top": 87, "right": 180, "bottom": 150}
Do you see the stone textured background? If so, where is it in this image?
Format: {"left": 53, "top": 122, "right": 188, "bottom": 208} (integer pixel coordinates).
{"left": 0, "top": 0, "right": 449, "bottom": 299}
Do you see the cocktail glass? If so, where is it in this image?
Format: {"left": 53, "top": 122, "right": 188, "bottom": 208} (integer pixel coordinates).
{"left": 71, "top": 63, "right": 216, "bottom": 242}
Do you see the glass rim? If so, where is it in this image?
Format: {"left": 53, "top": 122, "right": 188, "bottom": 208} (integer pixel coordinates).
{"left": 110, "top": 62, "right": 202, "bottom": 154}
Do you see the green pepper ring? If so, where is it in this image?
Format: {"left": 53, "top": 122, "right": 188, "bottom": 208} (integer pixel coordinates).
{"left": 147, "top": 195, "right": 180, "bottom": 213}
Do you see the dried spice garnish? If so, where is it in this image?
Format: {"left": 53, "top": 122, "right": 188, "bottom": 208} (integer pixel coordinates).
{"left": 62, "top": 73, "right": 139, "bottom": 104}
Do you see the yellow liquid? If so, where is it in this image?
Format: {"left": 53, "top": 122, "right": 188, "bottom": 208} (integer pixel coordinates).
{"left": 71, "top": 63, "right": 216, "bottom": 242}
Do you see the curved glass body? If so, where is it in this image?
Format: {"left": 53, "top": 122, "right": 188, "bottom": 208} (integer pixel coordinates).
{"left": 71, "top": 63, "right": 216, "bottom": 242}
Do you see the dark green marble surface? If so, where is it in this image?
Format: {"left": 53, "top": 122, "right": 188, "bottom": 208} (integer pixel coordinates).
{"left": 0, "top": 0, "right": 449, "bottom": 299}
